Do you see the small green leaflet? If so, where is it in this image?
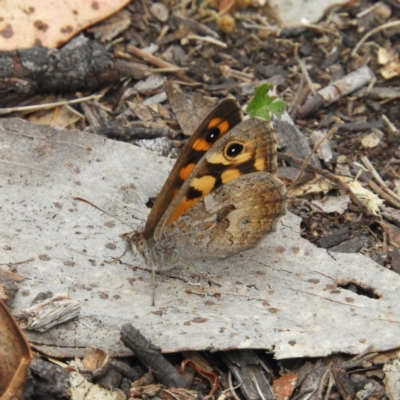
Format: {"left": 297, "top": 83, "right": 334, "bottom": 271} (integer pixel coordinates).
{"left": 246, "top": 83, "right": 285, "bottom": 122}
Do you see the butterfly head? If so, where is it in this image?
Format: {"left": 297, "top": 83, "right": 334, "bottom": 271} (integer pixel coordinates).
{"left": 129, "top": 230, "right": 150, "bottom": 263}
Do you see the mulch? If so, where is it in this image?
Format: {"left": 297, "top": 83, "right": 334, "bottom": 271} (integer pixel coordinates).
{"left": 2, "top": 0, "right": 400, "bottom": 398}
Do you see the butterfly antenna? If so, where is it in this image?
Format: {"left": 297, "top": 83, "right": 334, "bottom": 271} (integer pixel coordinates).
{"left": 151, "top": 264, "right": 156, "bottom": 306}
{"left": 286, "top": 127, "right": 337, "bottom": 195}
{"left": 73, "top": 197, "right": 139, "bottom": 230}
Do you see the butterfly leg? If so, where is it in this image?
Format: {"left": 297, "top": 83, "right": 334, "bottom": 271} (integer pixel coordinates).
{"left": 184, "top": 261, "right": 222, "bottom": 288}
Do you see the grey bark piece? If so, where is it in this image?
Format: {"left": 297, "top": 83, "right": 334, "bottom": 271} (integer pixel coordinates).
{"left": 2, "top": 118, "right": 400, "bottom": 360}
{"left": 272, "top": 112, "right": 321, "bottom": 167}
{"left": 221, "top": 350, "right": 275, "bottom": 400}
{"left": 18, "top": 293, "right": 80, "bottom": 332}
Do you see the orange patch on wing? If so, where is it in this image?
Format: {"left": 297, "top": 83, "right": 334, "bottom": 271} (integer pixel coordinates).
{"left": 221, "top": 168, "right": 242, "bottom": 184}
{"left": 168, "top": 175, "right": 216, "bottom": 224}
{"left": 254, "top": 157, "right": 265, "bottom": 171}
{"left": 180, "top": 163, "right": 195, "bottom": 180}
{"left": 192, "top": 175, "right": 216, "bottom": 195}
{"left": 193, "top": 138, "right": 212, "bottom": 152}
{"left": 192, "top": 118, "right": 230, "bottom": 152}
{"left": 168, "top": 198, "right": 198, "bottom": 224}
{"left": 208, "top": 118, "right": 230, "bottom": 135}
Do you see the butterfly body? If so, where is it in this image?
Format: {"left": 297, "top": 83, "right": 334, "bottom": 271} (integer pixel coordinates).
{"left": 130, "top": 98, "right": 286, "bottom": 271}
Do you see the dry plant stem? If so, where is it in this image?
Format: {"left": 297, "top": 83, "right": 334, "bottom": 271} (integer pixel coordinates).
{"left": 0, "top": 94, "right": 103, "bottom": 115}
{"left": 150, "top": 67, "right": 189, "bottom": 73}
{"left": 157, "top": 27, "right": 192, "bottom": 45}
{"left": 186, "top": 34, "right": 227, "bottom": 48}
{"left": 174, "top": 16, "right": 220, "bottom": 39}
{"left": 317, "top": 366, "right": 331, "bottom": 399}
{"left": 287, "top": 128, "right": 337, "bottom": 192}
{"left": 340, "top": 348, "right": 377, "bottom": 370}
{"left": 361, "top": 156, "right": 400, "bottom": 207}
{"left": 289, "top": 82, "right": 310, "bottom": 121}
{"left": 296, "top": 55, "right": 317, "bottom": 96}
{"left": 126, "top": 44, "right": 196, "bottom": 83}
{"left": 367, "top": 180, "right": 400, "bottom": 208}
{"left": 251, "top": 373, "right": 266, "bottom": 400}
{"left": 356, "top": 2, "right": 382, "bottom": 17}
{"left": 227, "top": 371, "right": 241, "bottom": 400}
{"left": 381, "top": 114, "right": 399, "bottom": 134}
{"left": 352, "top": 20, "right": 400, "bottom": 56}
{"left": 361, "top": 156, "right": 400, "bottom": 201}
{"left": 300, "top": 22, "right": 341, "bottom": 37}
{"left": 279, "top": 153, "right": 374, "bottom": 216}
{"left": 382, "top": 230, "right": 388, "bottom": 253}
{"left": 323, "top": 371, "right": 335, "bottom": 400}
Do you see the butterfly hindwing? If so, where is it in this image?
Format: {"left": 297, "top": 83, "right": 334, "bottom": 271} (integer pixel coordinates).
{"left": 155, "top": 118, "right": 283, "bottom": 238}
{"left": 162, "top": 171, "right": 286, "bottom": 259}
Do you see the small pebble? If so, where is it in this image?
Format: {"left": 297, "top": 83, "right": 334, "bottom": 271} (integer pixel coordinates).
{"left": 374, "top": 2, "right": 392, "bottom": 20}
{"left": 150, "top": 3, "right": 169, "bottom": 22}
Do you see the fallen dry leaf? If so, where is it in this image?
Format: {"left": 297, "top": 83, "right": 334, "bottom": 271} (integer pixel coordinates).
{"left": 0, "top": 0, "right": 131, "bottom": 50}
{"left": 272, "top": 373, "right": 299, "bottom": 400}
{"left": 379, "top": 221, "right": 400, "bottom": 248}
{"left": 0, "top": 298, "right": 33, "bottom": 399}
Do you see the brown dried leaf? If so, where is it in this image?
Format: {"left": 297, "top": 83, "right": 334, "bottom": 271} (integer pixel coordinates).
{"left": 0, "top": 298, "right": 33, "bottom": 399}
{"left": 165, "top": 82, "right": 217, "bottom": 136}
{"left": 0, "top": 0, "right": 131, "bottom": 50}
{"left": 379, "top": 221, "right": 400, "bottom": 248}
{"left": 272, "top": 373, "right": 299, "bottom": 400}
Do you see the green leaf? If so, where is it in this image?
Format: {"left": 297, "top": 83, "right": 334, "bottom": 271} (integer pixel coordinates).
{"left": 246, "top": 83, "right": 285, "bottom": 122}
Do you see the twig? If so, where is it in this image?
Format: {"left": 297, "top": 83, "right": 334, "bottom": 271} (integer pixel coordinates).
{"left": 287, "top": 127, "right": 337, "bottom": 193}
{"left": 300, "top": 21, "right": 342, "bottom": 37}
{"left": 296, "top": 55, "right": 317, "bottom": 96}
{"left": 126, "top": 44, "right": 196, "bottom": 83}
{"left": 323, "top": 371, "right": 335, "bottom": 400}
{"left": 361, "top": 156, "right": 400, "bottom": 207}
{"left": 186, "top": 34, "right": 227, "bottom": 48}
{"left": 0, "top": 93, "right": 103, "bottom": 115}
{"left": 356, "top": 2, "right": 383, "bottom": 17}
{"left": 299, "top": 66, "right": 375, "bottom": 117}
{"left": 150, "top": 67, "right": 189, "bottom": 73}
{"left": 339, "top": 346, "right": 377, "bottom": 370}
{"left": 174, "top": 16, "right": 220, "bottom": 39}
{"left": 120, "top": 324, "right": 193, "bottom": 388}
{"left": 352, "top": 20, "right": 400, "bottom": 56}
{"left": 381, "top": 114, "right": 400, "bottom": 135}
{"left": 226, "top": 370, "right": 241, "bottom": 400}
{"left": 279, "top": 153, "right": 375, "bottom": 216}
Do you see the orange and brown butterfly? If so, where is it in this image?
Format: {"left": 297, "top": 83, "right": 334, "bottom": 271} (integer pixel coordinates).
{"left": 130, "top": 97, "right": 286, "bottom": 271}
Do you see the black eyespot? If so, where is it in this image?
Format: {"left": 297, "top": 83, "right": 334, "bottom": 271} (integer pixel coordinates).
{"left": 206, "top": 127, "right": 220, "bottom": 143}
{"left": 225, "top": 142, "right": 244, "bottom": 158}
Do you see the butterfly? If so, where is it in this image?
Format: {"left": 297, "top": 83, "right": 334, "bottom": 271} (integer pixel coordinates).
{"left": 130, "top": 97, "right": 286, "bottom": 282}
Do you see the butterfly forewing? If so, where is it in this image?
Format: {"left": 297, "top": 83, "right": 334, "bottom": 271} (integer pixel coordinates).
{"left": 143, "top": 98, "right": 242, "bottom": 239}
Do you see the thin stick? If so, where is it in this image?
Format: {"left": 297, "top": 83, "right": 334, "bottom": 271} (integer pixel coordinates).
{"left": 367, "top": 179, "right": 400, "bottom": 208}
{"left": 186, "top": 34, "right": 227, "bottom": 48}
{"left": 126, "top": 44, "right": 196, "bottom": 83}
{"left": 361, "top": 156, "right": 400, "bottom": 206}
{"left": 287, "top": 127, "right": 337, "bottom": 193}
{"left": 279, "top": 153, "right": 374, "bottom": 216}
{"left": 296, "top": 50, "right": 317, "bottom": 96}
{"left": 152, "top": 265, "right": 156, "bottom": 307}
{"left": 352, "top": 20, "right": 400, "bottom": 56}
{"left": 0, "top": 93, "right": 103, "bottom": 115}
